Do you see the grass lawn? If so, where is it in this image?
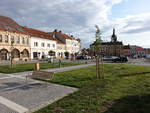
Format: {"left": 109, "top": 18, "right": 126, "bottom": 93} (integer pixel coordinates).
{"left": 34, "top": 64, "right": 150, "bottom": 113}
{"left": 0, "top": 62, "right": 84, "bottom": 73}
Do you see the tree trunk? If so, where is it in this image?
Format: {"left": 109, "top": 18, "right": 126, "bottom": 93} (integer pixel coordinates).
{"left": 96, "top": 56, "right": 100, "bottom": 78}
{"left": 96, "top": 55, "right": 104, "bottom": 79}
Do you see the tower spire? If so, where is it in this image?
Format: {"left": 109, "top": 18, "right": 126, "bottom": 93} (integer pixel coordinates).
{"left": 113, "top": 28, "right": 115, "bottom": 35}
{"left": 111, "top": 28, "right": 117, "bottom": 42}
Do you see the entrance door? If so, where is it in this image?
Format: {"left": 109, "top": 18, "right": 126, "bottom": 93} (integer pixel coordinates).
{"left": 33, "top": 52, "right": 38, "bottom": 59}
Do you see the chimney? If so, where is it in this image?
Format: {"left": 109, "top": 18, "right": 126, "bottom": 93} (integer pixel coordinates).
{"left": 71, "top": 35, "right": 73, "bottom": 37}
{"left": 54, "top": 29, "right": 57, "bottom": 32}
{"left": 59, "top": 30, "right": 62, "bottom": 33}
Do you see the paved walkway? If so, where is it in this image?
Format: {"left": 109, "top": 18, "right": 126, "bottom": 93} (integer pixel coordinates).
{"left": 12, "top": 63, "right": 95, "bottom": 77}
{"left": 0, "top": 63, "right": 95, "bottom": 113}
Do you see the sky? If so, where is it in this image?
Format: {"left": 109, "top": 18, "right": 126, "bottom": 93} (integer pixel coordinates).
{"left": 0, "top": 0, "right": 150, "bottom": 48}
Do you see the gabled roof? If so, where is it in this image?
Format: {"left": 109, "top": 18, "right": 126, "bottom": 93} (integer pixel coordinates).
{"left": 23, "top": 27, "right": 56, "bottom": 41}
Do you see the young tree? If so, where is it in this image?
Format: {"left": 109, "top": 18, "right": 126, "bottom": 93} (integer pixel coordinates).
{"left": 94, "top": 25, "right": 104, "bottom": 79}
{"left": 10, "top": 40, "right": 14, "bottom": 68}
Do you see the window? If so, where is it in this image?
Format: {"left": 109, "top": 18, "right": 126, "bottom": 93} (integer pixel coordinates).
{"left": 26, "top": 38, "right": 29, "bottom": 45}
{"left": 11, "top": 36, "right": 14, "bottom": 43}
{"left": 22, "top": 37, "right": 25, "bottom": 44}
{"left": 0, "top": 35, "right": 2, "bottom": 42}
{"left": 47, "top": 43, "right": 50, "bottom": 47}
{"left": 34, "top": 42, "right": 38, "bottom": 47}
{"left": 53, "top": 44, "right": 55, "bottom": 48}
{"left": 5, "top": 35, "right": 9, "bottom": 43}
{"left": 17, "top": 37, "right": 20, "bottom": 44}
{"left": 41, "top": 43, "right": 45, "bottom": 47}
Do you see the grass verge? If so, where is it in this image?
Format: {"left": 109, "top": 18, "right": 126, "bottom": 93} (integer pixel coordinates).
{"left": 0, "top": 62, "right": 84, "bottom": 73}
{"left": 34, "top": 64, "right": 150, "bottom": 113}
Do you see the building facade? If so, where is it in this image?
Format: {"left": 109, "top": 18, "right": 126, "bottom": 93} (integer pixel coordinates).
{"left": 130, "top": 46, "right": 146, "bottom": 58}
{"left": 0, "top": 16, "right": 30, "bottom": 61}
{"left": 0, "top": 16, "right": 81, "bottom": 61}
{"left": 24, "top": 27, "right": 57, "bottom": 59}
{"left": 49, "top": 30, "right": 81, "bottom": 58}
{"left": 123, "top": 45, "right": 131, "bottom": 57}
{"left": 91, "top": 28, "right": 123, "bottom": 57}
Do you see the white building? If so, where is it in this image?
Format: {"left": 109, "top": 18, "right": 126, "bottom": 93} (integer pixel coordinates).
{"left": 71, "top": 37, "right": 81, "bottom": 54}
{"left": 49, "top": 30, "right": 81, "bottom": 58}
{"left": 24, "top": 27, "right": 57, "bottom": 59}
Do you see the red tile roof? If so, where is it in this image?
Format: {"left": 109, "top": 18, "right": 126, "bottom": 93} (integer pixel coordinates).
{"left": 0, "top": 16, "right": 79, "bottom": 43}
{"left": 23, "top": 27, "right": 56, "bottom": 41}
{"left": 136, "top": 47, "right": 145, "bottom": 51}
{"left": 0, "top": 15, "right": 27, "bottom": 35}
{"left": 56, "top": 39, "right": 65, "bottom": 44}
{"left": 62, "top": 33, "right": 74, "bottom": 40}
{"left": 0, "top": 16, "right": 56, "bottom": 41}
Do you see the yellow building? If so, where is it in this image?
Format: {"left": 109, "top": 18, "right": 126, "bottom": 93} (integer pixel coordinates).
{"left": 0, "top": 16, "right": 30, "bottom": 61}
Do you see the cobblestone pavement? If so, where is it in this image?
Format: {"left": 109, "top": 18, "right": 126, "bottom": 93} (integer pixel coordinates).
{"left": 0, "top": 81, "right": 77, "bottom": 113}
{"left": 0, "top": 63, "right": 96, "bottom": 113}
{"left": 0, "top": 103, "right": 18, "bottom": 113}
{"left": 0, "top": 68, "right": 79, "bottom": 113}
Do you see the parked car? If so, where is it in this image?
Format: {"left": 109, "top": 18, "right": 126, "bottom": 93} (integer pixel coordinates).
{"left": 112, "top": 56, "right": 128, "bottom": 63}
{"left": 76, "top": 55, "right": 85, "bottom": 60}
{"left": 76, "top": 55, "right": 91, "bottom": 60}
{"left": 103, "top": 56, "right": 118, "bottom": 61}
{"left": 84, "top": 55, "right": 91, "bottom": 59}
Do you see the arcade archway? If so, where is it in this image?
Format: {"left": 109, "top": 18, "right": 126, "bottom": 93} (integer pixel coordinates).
{"left": 0, "top": 49, "right": 8, "bottom": 60}
{"left": 21, "top": 49, "right": 29, "bottom": 58}
{"left": 49, "top": 50, "right": 55, "bottom": 56}
{"left": 11, "top": 48, "right": 20, "bottom": 58}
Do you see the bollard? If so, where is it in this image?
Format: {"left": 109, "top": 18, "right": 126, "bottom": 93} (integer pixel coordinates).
{"left": 35, "top": 63, "right": 40, "bottom": 70}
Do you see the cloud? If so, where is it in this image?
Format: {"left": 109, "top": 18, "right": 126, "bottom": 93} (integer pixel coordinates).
{"left": 2, "top": 0, "right": 150, "bottom": 47}
{"left": 0, "top": 0, "right": 130, "bottom": 48}
{"left": 109, "top": 13, "right": 150, "bottom": 34}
